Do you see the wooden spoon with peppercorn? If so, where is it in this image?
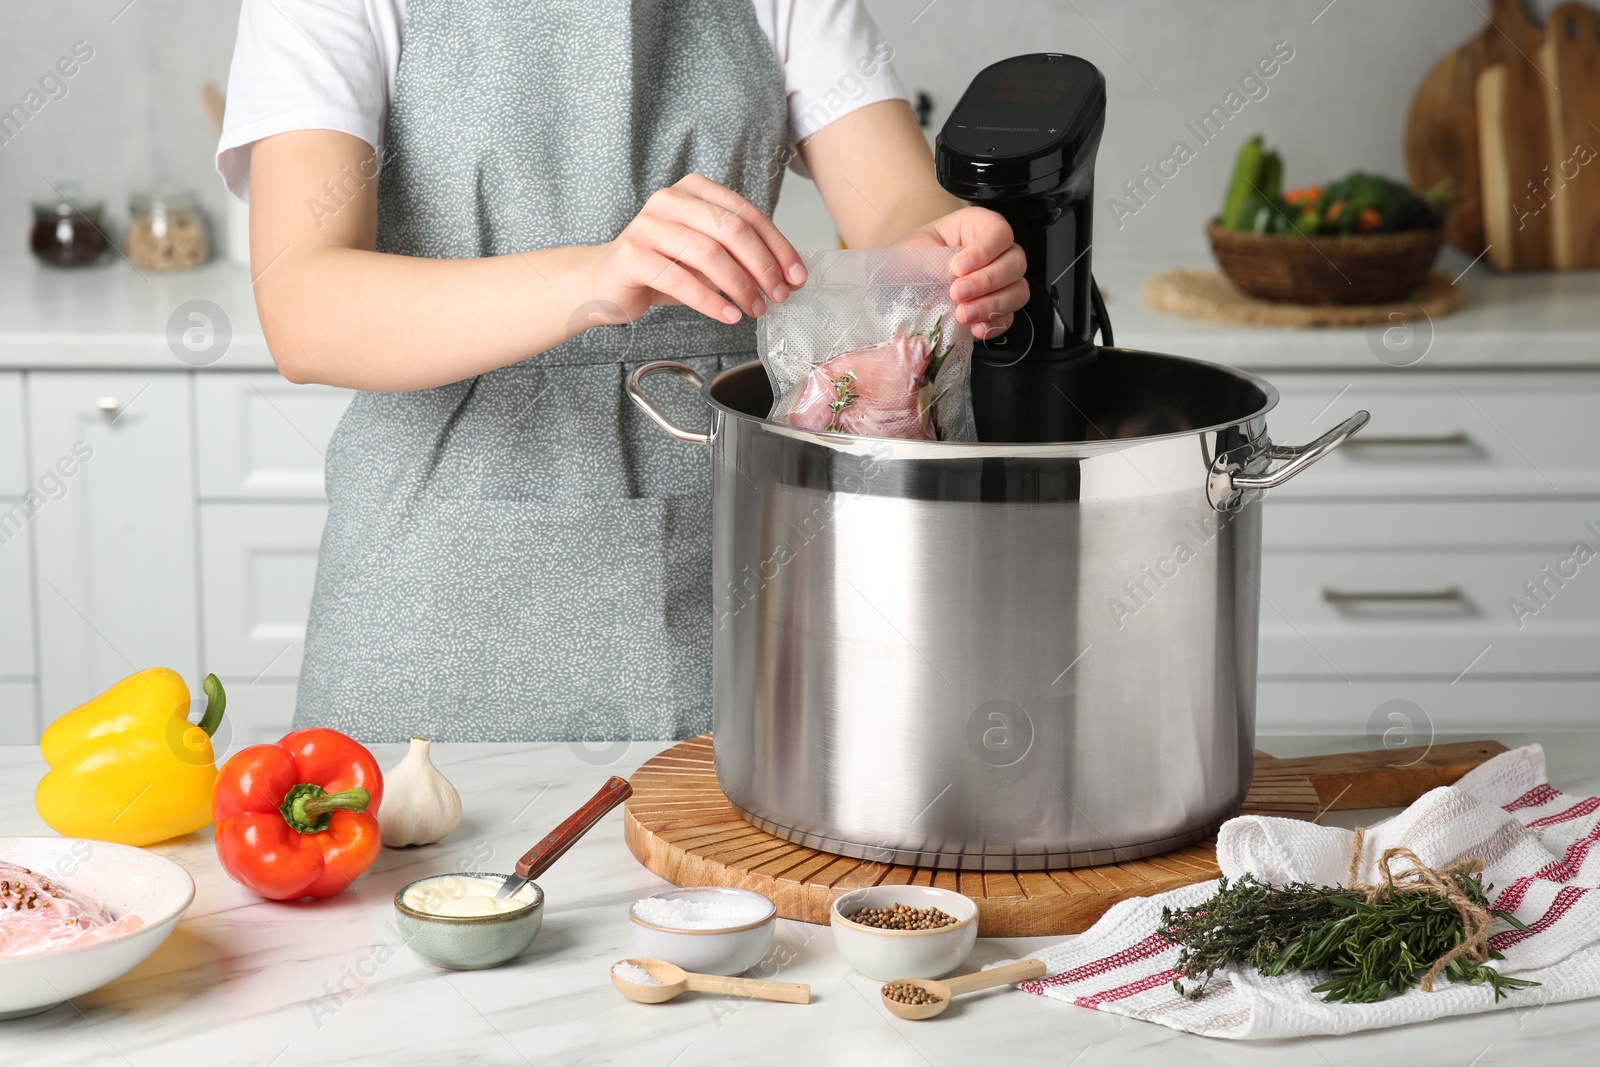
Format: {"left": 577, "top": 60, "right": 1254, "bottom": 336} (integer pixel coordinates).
{"left": 880, "top": 958, "right": 1046, "bottom": 1020}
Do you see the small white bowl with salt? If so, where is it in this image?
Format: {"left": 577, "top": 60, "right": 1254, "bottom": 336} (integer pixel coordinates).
{"left": 629, "top": 886, "right": 777, "bottom": 976}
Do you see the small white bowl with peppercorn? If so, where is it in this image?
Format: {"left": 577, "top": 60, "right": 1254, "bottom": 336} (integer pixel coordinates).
{"left": 829, "top": 886, "right": 977, "bottom": 981}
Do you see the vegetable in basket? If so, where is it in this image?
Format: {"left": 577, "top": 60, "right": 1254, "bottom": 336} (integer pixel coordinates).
{"left": 1219, "top": 135, "right": 1454, "bottom": 237}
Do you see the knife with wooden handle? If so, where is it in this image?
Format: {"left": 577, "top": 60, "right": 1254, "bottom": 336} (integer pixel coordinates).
{"left": 495, "top": 775, "right": 634, "bottom": 899}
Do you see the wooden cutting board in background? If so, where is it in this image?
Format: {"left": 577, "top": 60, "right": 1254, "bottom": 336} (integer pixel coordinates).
{"left": 1478, "top": 52, "right": 1558, "bottom": 270}
{"left": 1405, "top": 0, "right": 1542, "bottom": 257}
{"left": 1541, "top": 2, "right": 1600, "bottom": 267}
{"left": 625, "top": 737, "right": 1509, "bottom": 936}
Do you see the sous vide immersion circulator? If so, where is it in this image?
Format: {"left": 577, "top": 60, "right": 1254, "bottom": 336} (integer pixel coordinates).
{"left": 936, "top": 53, "right": 1110, "bottom": 443}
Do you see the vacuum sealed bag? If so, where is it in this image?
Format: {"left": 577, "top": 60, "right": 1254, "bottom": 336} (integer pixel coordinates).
{"left": 756, "top": 248, "right": 975, "bottom": 441}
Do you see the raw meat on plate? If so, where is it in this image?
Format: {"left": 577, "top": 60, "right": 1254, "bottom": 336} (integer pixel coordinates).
{"left": 0, "top": 860, "right": 145, "bottom": 957}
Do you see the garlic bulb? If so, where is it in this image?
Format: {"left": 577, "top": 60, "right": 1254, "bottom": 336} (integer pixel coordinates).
{"left": 380, "top": 737, "right": 463, "bottom": 847}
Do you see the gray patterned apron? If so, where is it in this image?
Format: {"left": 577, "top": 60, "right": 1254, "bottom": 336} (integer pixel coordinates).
{"left": 294, "top": 0, "right": 787, "bottom": 742}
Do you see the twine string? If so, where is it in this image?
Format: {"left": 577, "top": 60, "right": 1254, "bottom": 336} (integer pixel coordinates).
{"left": 1346, "top": 825, "right": 1493, "bottom": 992}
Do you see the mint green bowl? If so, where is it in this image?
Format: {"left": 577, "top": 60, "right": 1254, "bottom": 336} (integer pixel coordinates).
{"left": 394, "top": 874, "right": 545, "bottom": 970}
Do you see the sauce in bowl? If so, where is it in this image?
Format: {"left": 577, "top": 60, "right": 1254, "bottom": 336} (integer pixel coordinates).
{"left": 400, "top": 875, "right": 539, "bottom": 918}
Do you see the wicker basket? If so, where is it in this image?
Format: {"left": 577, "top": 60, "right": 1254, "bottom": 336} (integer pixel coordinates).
{"left": 1206, "top": 218, "right": 1444, "bottom": 306}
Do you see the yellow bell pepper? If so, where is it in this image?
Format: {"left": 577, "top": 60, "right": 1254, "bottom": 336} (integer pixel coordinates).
{"left": 35, "top": 668, "right": 227, "bottom": 846}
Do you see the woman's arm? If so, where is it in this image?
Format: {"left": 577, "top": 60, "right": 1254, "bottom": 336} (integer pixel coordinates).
{"left": 796, "top": 99, "right": 1027, "bottom": 340}
{"left": 250, "top": 130, "right": 805, "bottom": 391}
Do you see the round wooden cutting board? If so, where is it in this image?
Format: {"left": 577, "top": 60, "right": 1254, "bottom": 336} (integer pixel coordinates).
{"left": 623, "top": 735, "right": 1506, "bottom": 937}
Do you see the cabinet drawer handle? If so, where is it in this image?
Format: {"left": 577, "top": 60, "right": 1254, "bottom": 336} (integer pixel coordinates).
{"left": 1341, "top": 432, "right": 1473, "bottom": 449}
{"left": 95, "top": 395, "right": 121, "bottom": 417}
{"left": 1322, "top": 586, "right": 1466, "bottom": 604}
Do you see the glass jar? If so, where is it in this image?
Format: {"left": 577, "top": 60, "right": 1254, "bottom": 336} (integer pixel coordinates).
{"left": 29, "top": 186, "right": 111, "bottom": 268}
{"left": 127, "top": 189, "right": 209, "bottom": 271}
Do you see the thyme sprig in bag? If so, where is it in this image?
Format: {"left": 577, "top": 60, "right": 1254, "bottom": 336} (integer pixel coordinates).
{"left": 756, "top": 248, "right": 975, "bottom": 441}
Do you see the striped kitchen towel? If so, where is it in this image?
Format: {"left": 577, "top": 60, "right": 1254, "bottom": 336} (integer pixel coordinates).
{"left": 1000, "top": 745, "right": 1600, "bottom": 1038}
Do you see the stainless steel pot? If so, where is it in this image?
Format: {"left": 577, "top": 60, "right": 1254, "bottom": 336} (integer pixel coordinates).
{"left": 628, "top": 350, "right": 1367, "bottom": 871}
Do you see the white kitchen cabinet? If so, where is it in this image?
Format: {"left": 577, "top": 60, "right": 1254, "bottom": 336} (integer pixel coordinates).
{"left": 1259, "top": 546, "right": 1600, "bottom": 677}
{"left": 1259, "top": 501, "right": 1600, "bottom": 678}
{"left": 0, "top": 374, "right": 23, "bottom": 498}
{"left": 0, "top": 511, "right": 36, "bottom": 742}
{"left": 1264, "top": 500, "right": 1600, "bottom": 550}
{"left": 1267, "top": 373, "right": 1600, "bottom": 498}
{"left": 27, "top": 374, "right": 199, "bottom": 717}
{"left": 1253, "top": 369, "right": 1600, "bottom": 733}
{"left": 1257, "top": 678, "right": 1600, "bottom": 736}
{"left": 2, "top": 375, "right": 38, "bottom": 741}
{"left": 210, "top": 681, "right": 300, "bottom": 754}
{"left": 198, "top": 503, "right": 328, "bottom": 682}
{"left": 0, "top": 683, "right": 36, "bottom": 745}
{"left": 195, "top": 374, "right": 349, "bottom": 500}
{"left": 0, "top": 514, "right": 35, "bottom": 680}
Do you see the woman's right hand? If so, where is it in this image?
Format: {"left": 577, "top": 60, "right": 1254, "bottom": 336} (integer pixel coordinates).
{"left": 588, "top": 174, "right": 807, "bottom": 326}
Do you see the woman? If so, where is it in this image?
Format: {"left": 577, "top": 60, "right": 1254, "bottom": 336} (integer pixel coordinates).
{"left": 219, "top": 0, "right": 1026, "bottom": 742}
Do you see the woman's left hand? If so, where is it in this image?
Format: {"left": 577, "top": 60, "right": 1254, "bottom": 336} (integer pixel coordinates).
{"left": 896, "top": 206, "right": 1027, "bottom": 340}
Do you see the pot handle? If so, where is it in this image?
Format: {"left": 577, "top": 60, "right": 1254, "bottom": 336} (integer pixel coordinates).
{"left": 625, "top": 361, "right": 711, "bottom": 444}
{"left": 1208, "top": 410, "right": 1370, "bottom": 510}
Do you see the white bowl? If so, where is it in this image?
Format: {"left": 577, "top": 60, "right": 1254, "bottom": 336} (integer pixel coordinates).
{"left": 629, "top": 886, "right": 777, "bottom": 976}
{"left": 0, "top": 836, "right": 194, "bottom": 1020}
{"left": 829, "top": 885, "right": 978, "bottom": 981}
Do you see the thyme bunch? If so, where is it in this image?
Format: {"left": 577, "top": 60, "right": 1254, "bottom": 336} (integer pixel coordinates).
{"left": 826, "top": 371, "right": 859, "bottom": 432}
{"left": 820, "top": 319, "right": 953, "bottom": 436}
{"left": 1159, "top": 869, "right": 1540, "bottom": 1004}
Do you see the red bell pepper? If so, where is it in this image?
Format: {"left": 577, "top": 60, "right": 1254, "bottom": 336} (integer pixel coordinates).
{"left": 213, "top": 728, "right": 384, "bottom": 900}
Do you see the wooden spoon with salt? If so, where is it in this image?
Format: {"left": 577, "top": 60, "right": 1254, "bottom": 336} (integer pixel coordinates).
{"left": 610, "top": 958, "right": 810, "bottom": 1005}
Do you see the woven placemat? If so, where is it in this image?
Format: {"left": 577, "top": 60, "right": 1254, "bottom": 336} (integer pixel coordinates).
{"left": 1142, "top": 268, "right": 1463, "bottom": 327}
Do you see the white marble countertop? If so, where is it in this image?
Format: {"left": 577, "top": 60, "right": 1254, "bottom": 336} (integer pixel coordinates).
{"left": 4, "top": 733, "right": 1600, "bottom": 1066}
{"left": 0, "top": 255, "right": 272, "bottom": 370}
{"left": 4, "top": 251, "right": 1599, "bottom": 373}
{"left": 1100, "top": 249, "right": 1600, "bottom": 371}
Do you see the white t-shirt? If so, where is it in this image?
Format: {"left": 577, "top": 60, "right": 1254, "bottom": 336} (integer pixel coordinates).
{"left": 217, "top": 0, "right": 908, "bottom": 201}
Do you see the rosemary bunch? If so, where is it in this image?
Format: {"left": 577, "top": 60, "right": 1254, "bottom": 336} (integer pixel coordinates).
{"left": 916, "top": 315, "right": 955, "bottom": 441}
{"left": 920, "top": 314, "right": 953, "bottom": 385}
{"left": 1159, "top": 871, "right": 1540, "bottom": 1004}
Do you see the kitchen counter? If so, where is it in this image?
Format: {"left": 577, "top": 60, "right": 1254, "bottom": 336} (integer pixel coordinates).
{"left": 0, "top": 256, "right": 272, "bottom": 370}
{"left": 3, "top": 252, "right": 1599, "bottom": 372}
{"left": 1100, "top": 250, "right": 1600, "bottom": 371}
{"left": 5, "top": 734, "right": 1600, "bottom": 1066}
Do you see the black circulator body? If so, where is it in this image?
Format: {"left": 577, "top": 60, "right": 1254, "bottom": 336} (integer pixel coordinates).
{"left": 936, "top": 53, "right": 1108, "bottom": 443}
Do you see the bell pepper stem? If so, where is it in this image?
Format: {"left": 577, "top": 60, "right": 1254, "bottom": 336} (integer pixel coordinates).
{"left": 280, "top": 783, "right": 372, "bottom": 834}
{"left": 197, "top": 674, "right": 227, "bottom": 737}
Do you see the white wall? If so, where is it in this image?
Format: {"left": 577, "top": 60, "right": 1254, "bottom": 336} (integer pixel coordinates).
{"left": 0, "top": 1, "right": 1570, "bottom": 259}
{"left": 821, "top": 0, "right": 1570, "bottom": 257}
{"left": 1, "top": 0, "right": 240, "bottom": 259}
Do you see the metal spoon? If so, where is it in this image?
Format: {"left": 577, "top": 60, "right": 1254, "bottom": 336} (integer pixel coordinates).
{"left": 879, "top": 958, "right": 1047, "bottom": 1020}
{"left": 610, "top": 958, "right": 810, "bottom": 1005}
